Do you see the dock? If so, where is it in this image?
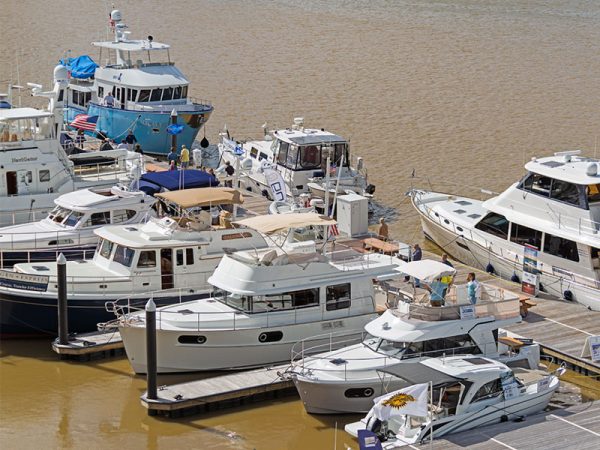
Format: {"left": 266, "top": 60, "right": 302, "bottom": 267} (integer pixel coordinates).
{"left": 141, "top": 364, "right": 294, "bottom": 417}
{"left": 51, "top": 329, "right": 124, "bottom": 361}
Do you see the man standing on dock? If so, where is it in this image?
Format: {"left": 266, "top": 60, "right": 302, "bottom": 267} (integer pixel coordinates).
{"left": 180, "top": 145, "right": 190, "bottom": 169}
{"left": 411, "top": 243, "right": 422, "bottom": 287}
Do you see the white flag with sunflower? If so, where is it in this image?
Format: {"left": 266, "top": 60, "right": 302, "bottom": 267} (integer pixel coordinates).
{"left": 372, "top": 383, "right": 429, "bottom": 420}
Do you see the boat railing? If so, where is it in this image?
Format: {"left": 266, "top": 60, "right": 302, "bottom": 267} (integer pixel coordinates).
{"left": 123, "top": 98, "right": 212, "bottom": 113}
{"left": 112, "top": 293, "right": 376, "bottom": 332}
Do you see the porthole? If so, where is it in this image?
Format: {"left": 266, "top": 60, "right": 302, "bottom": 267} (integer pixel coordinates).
{"left": 178, "top": 335, "right": 207, "bottom": 344}
{"left": 344, "top": 387, "right": 375, "bottom": 398}
{"left": 258, "top": 331, "right": 283, "bottom": 343}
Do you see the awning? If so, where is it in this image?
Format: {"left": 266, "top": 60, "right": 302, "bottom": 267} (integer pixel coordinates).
{"left": 378, "top": 362, "right": 461, "bottom": 386}
{"left": 155, "top": 187, "right": 244, "bottom": 208}
{"left": 234, "top": 212, "right": 336, "bottom": 234}
{"left": 395, "top": 260, "right": 456, "bottom": 282}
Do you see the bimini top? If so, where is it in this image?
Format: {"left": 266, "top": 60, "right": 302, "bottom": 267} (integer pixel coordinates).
{"left": 0, "top": 107, "right": 54, "bottom": 120}
{"left": 379, "top": 361, "right": 462, "bottom": 386}
{"left": 273, "top": 128, "right": 346, "bottom": 146}
{"left": 91, "top": 39, "right": 170, "bottom": 52}
{"left": 395, "top": 260, "right": 456, "bottom": 282}
{"left": 156, "top": 187, "right": 244, "bottom": 208}
{"left": 234, "top": 212, "right": 336, "bottom": 234}
{"left": 139, "top": 170, "right": 218, "bottom": 195}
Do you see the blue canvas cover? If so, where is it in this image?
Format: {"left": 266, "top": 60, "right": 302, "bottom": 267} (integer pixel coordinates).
{"left": 140, "top": 170, "right": 219, "bottom": 193}
{"left": 60, "top": 55, "right": 98, "bottom": 79}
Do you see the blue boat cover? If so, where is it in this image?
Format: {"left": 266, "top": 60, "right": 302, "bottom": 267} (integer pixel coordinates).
{"left": 59, "top": 55, "right": 98, "bottom": 79}
{"left": 140, "top": 170, "right": 219, "bottom": 195}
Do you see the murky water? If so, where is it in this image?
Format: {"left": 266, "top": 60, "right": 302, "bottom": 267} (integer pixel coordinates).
{"left": 2, "top": 1, "right": 600, "bottom": 448}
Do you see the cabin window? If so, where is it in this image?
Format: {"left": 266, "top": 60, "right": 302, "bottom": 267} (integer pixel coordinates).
{"left": 162, "top": 87, "right": 173, "bottom": 101}
{"left": 550, "top": 179, "right": 581, "bottom": 206}
{"left": 263, "top": 288, "right": 319, "bottom": 310}
{"left": 326, "top": 283, "right": 351, "bottom": 311}
{"left": 150, "top": 89, "right": 162, "bottom": 102}
{"left": 127, "top": 89, "right": 138, "bottom": 102}
{"left": 400, "top": 334, "right": 479, "bottom": 359}
{"left": 472, "top": 378, "right": 503, "bottom": 402}
{"left": 299, "top": 145, "right": 321, "bottom": 169}
{"left": 99, "top": 239, "right": 114, "bottom": 259}
{"left": 543, "top": 233, "right": 579, "bottom": 262}
{"left": 137, "top": 250, "right": 156, "bottom": 268}
{"left": 176, "top": 249, "right": 184, "bottom": 266}
{"left": 474, "top": 213, "right": 509, "bottom": 240}
{"left": 221, "top": 232, "right": 253, "bottom": 240}
{"left": 286, "top": 144, "right": 299, "bottom": 168}
{"left": 520, "top": 173, "right": 551, "bottom": 197}
{"left": 138, "top": 90, "right": 151, "bottom": 102}
{"left": 86, "top": 211, "right": 111, "bottom": 226}
{"left": 510, "top": 223, "right": 542, "bottom": 249}
{"left": 182, "top": 86, "right": 188, "bottom": 98}
{"left": 63, "top": 211, "right": 84, "bottom": 227}
{"left": 259, "top": 152, "right": 268, "bottom": 161}
{"left": 173, "top": 86, "right": 182, "bottom": 99}
{"left": 334, "top": 143, "right": 348, "bottom": 166}
{"left": 39, "top": 170, "right": 50, "bottom": 182}
{"left": 186, "top": 248, "right": 194, "bottom": 265}
{"left": 587, "top": 184, "right": 600, "bottom": 204}
{"left": 113, "top": 245, "right": 135, "bottom": 267}
{"left": 276, "top": 142, "right": 289, "bottom": 165}
{"left": 98, "top": 86, "right": 104, "bottom": 98}
{"left": 112, "top": 209, "right": 137, "bottom": 224}
{"left": 250, "top": 147, "right": 258, "bottom": 159}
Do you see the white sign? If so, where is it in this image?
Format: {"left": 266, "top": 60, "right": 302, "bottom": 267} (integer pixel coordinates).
{"left": 581, "top": 335, "right": 600, "bottom": 362}
{"left": 460, "top": 305, "right": 476, "bottom": 320}
{"left": 502, "top": 382, "right": 520, "bottom": 400}
{"left": 537, "top": 377, "right": 551, "bottom": 392}
{"left": 264, "top": 168, "right": 287, "bottom": 202}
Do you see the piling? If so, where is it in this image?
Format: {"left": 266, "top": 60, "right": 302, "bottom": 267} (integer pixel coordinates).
{"left": 170, "top": 109, "right": 178, "bottom": 152}
{"left": 57, "top": 253, "right": 69, "bottom": 345}
{"left": 145, "top": 298, "right": 158, "bottom": 414}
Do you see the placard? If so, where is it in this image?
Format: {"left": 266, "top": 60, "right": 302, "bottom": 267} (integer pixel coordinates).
{"left": 537, "top": 376, "right": 551, "bottom": 392}
{"left": 522, "top": 244, "right": 539, "bottom": 296}
{"left": 460, "top": 305, "right": 476, "bottom": 320}
{"left": 581, "top": 336, "right": 600, "bottom": 362}
{"left": 502, "top": 382, "right": 520, "bottom": 400}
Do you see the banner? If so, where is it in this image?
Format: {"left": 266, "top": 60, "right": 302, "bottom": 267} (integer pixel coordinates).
{"left": 0, "top": 270, "right": 49, "bottom": 292}
{"left": 372, "top": 383, "right": 429, "bottom": 421}
{"left": 522, "top": 244, "right": 539, "bottom": 295}
{"left": 264, "top": 168, "right": 287, "bottom": 202}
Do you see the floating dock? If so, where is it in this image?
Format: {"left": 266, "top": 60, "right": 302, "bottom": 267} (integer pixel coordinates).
{"left": 51, "top": 329, "right": 124, "bottom": 361}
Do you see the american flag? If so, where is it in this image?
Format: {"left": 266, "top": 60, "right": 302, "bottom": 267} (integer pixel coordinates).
{"left": 70, "top": 114, "right": 98, "bottom": 131}
{"left": 328, "top": 224, "right": 340, "bottom": 237}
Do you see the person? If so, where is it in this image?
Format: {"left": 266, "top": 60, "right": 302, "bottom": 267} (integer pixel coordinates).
{"left": 424, "top": 278, "right": 446, "bottom": 306}
{"left": 167, "top": 146, "right": 178, "bottom": 170}
{"left": 224, "top": 160, "right": 235, "bottom": 187}
{"left": 467, "top": 272, "right": 480, "bottom": 305}
{"left": 411, "top": 243, "right": 422, "bottom": 287}
{"left": 377, "top": 217, "right": 389, "bottom": 241}
{"left": 75, "top": 129, "right": 86, "bottom": 147}
{"left": 134, "top": 143, "right": 144, "bottom": 155}
{"left": 100, "top": 138, "right": 113, "bottom": 151}
{"left": 117, "top": 139, "right": 128, "bottom": 150}
{"left": 124, "top": 129, "right": 137, "bottom": 150}
{"left": 104, "top": 92, "right": 115, "bottom": 108}
{"left": 180, "top": 145, "right": 190, "bottom": 169}
{"left": 441, "top": 253, "right": 454, "bottom": 268}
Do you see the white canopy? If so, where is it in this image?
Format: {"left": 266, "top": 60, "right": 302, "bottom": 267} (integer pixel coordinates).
{"left": 395, "top": 260, "right": 456, "bottom": 282}
{"left": 234, "top": 213, "right": 336, "bottom": 234}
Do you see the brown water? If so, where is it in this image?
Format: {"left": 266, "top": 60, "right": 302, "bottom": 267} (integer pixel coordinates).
{"left": 2, "top": 0, "right": 600, "bottom": 448}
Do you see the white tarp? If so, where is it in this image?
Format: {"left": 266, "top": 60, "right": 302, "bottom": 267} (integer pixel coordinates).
{"left": 234, "top": 212, "right": 336, "bottom": 234}
{"left": 395, "top": 260, "right": 456, "bottom": 282}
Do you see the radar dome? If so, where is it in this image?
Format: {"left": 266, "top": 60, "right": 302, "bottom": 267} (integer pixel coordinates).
{"left": 586, "top": 163, "right": 598, "bottom": 177}
{"left": 53, "top": 65, "right": 68, "bottom": 83}
{"left": 110, "top": 10, "right": 122, "bottom": 22}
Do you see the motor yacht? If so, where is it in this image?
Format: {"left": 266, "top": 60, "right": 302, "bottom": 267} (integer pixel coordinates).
{"left": 410, "top": 150, "right": 600, "bottom": 311}
{"left": 345, "top": 356, "right": 560, "bottom": 447}
{"left": 290, "top": 260, "right": 540, "bottom": 414}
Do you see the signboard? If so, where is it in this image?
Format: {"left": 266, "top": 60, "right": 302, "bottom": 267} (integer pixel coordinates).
{"left": 502, "top": 381, "right": 520, "bottom": 400}
{"left": 537, "top": 376, "right": 551, "bottom": 392}
{"left": 460, "top": 305, "right": 476, "bottom": 320}
{"left": 522, "top": 244, "right": 539, "bottom": 296}
{"left": 0, "top": 270, "right": 49, "bottom": 292}
{"left": 581, "top": 336, "right": 600, "bottom": 362}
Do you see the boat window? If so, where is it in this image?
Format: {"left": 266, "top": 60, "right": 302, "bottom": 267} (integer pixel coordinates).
{"left": 401, "top": 334, "right": 479, "bottom": 359}
{"left": 299, "top": 145, "right": 321, "bottom": 169}
{"left": 182, "top": 86, "right": 188, "bottom": 98}
{"left": 150, "top": 89, "right": 162, "bottom": 102}
{"left": 128, "top": 89, "right": 138, "bottom": 102}
{"left": 50, "top": 206, "right": 70, "bottom": 223}
{"left": 137, "top": 250, "right": 156, "bottom": 268}
{"left": 286, "top": 144, "right": 299, "bottom": 169}
{"left": 550, "top": 179, "right": 582, "bottom": 206}
{"left": 186, "top": 248, "right": 194, "bottom": 265}
{"left": 112, "top": 209, "right": 137, "bottom": 224}
{"left": 334, "top": 143, "right": 348, "bottom": 166}
{"left": 510, "top": 223, "right": 542, "bottom": 249}
{"left": 138, "top": 90, "right": 151, "bottom": 102}
{"left": 39, "top": 170, "right": 50, "bottom": 182}
{"left": 99, "top": 239, "right": 114, "bottom": 259}
{"left": 63, "top": 210, "right": 84, "bottom": 227}
{"left": 176, "top": 249, "right": 184, "bottom": 266}
{"left": 520, "top": 173, "right": 551, "bottom": 197}
{"left": 377, "top": 339, "right": 409, "bottom": 356}
{"left": 173, "top": 86, "right": 182, "bottom": 99}
{"left": 543, "top": 233, "right": 579, "bottom": 262}
{"left": 250, "top": 147, "right": 258, "bottom": 159}
{"left": 474, "top": 213, "right": 509, "bottom": 240}
{"left": 259, "top": 152, "right": 268, "bottom": 161}
{"left": 471, "top": 378, "right": 503, "bottom": 402}
{"left": 276, "top": 141, "right": 288, "bottom": 165}
{"left": 86, "top": 211, "right": 111, "bottom": 227}
{"left": 587, "top": 184, "right": 600, "bottom": 204}
{"left": 363, "top": 333, "right": 380, "bottom": 351}
{"left": 326, "top": 283, "right": 351, "bottom": 311}
{"left": 162, "top": 87, "right": 174, "bottom": 101}
{"left": 217, "top": 288, "right": 319, "bottom": 312}
{"left": 113, "top": 245, "right": 135, "bottom": 267}
{"left": 98, "top": 86, "right": 104, "bottom": 98}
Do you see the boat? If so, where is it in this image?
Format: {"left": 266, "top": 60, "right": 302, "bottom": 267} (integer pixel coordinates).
{"left": 116, "top": 214, "right": 400, "bottom": 373}
{"left": 290, "top": 260, "right": 540, "bottom": 414}
{"left": 58, "top": 9, "right": 213, "bottom": 155}
{"left": 0, "top": 107, "right": 143, "bottom": 226}
{"left": 218, "top": 118, "right": 375, "bottom": 202}
{"left": 0, "top": 186, "right": 155, "bottom": 268}
{"left": 410, "top": 150, "right": 600, "bottom": 311}
{"left": 0, "top": 188, "right": 268, "bottom": 336}
{"left": 345, "top": 356, "right": 561, "bottom": 447}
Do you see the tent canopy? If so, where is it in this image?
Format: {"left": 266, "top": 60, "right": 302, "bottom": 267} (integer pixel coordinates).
{"left": 59, "top": 55, "right": 98, "bottom": 79}
{"left": 156, "top": 187, "right": 244, "bottom": 208}
{"left": 395, "top": 260, "right": 456, "bottom": 282}
{"left": 234, "top": 213, "right": 336, "bottom": 234}
{"left": 139, "top": 170, "right": 219, "bottom": 195}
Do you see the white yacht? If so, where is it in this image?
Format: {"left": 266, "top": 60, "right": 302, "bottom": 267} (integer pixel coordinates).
{"left": 218, "top": 118, "right": 375, "bottom": 202}
{"left": 0, "top": 106, "right": 143, "bottom": 226}
{"left": 345, "top": 356, "right": 560, "bottom": 447}
{"left": 410, "top": 150, "right": 600, "bottom": 311}
{"left": 0, "top": 186, "right": 155, "bottom": 268}
{"left": 117, "top": 236, "right": 401, "bottom": 374}
{"left": 0, "top": 188, "right": 268, "bottom": 335}
{"left": 290, "top": 260, "right": 540, "bottom": 414}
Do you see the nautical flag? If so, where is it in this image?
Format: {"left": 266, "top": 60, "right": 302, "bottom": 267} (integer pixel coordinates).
{"left": 70, "top": 114, "right": 98, "bottom": 131}
{"left": 372, "top": 383, "right": 429, "bottom": 421}
{"left": 328, "top": 224, "right": 340, "bottom": 237}
{"left": 166, "top": 124, "right": 184, "bottom": 135}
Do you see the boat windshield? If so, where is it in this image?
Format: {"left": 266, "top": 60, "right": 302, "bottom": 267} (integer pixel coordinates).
{"left": 213, "top": 287, "right": 320, "bottom": 313}
{"left": 364, "top": 336, "right": 408, "bottom": 357}
{"left": 48, "top": 206, "right": 84, "bottom": 227}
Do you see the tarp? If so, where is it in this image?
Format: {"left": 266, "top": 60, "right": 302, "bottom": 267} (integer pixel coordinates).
{"left": 395, "top": 260, "right": 456, "bottom": 282}
{"left": 59, "top": 55, "right": 98, "bottom": 79}
{"left": 139, "top": 169, "right": 219, "bottom": 192}
{"left": 234, "top": 212, "right": 336, "bottom": 234}
{"left": 156, "top": 187, "right": 244, "bottom": 208}
{"left": 138, "top": 180, "right": 162, "bottom": 196}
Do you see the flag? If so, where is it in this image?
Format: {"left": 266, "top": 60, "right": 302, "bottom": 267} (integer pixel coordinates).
{"left": 70, "top": 114, "right": 98, "bottom": 131}
{"left": 358, "top": 430, "right": 383, "bottom": 450}
{"left": 328, "top": 224, "right": 340, "bottom": 237}
{"left": 264, "top": 168, "right": 287, "bottom": 202}
{"left": 371, "top": 383, "right": 429, "bottom": 421}
{"left": 166, "top": 124, "right": 184, "bottom": 135}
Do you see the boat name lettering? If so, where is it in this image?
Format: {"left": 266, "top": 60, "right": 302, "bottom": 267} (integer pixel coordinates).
{"left": 11, "top": 156, "right": 38, "bottom": 163}
{"left": 0, "top": 270, "right": 49, "bottom": 292}
{"left": 322, "top": 320, "right": 344, "bottom": 330}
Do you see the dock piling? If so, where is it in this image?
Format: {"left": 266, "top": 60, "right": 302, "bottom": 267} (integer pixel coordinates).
{"left": 145, "top": 298, "right": 158, "bottom": 406}
{"left": 57, "top": 253, "right": 69, "bottom": 345}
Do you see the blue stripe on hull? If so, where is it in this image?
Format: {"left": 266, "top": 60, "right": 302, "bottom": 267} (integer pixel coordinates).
{"left": 0, "top": 291, "right": 208, "bottom": 335}
{"left": 65, "top": 103, "right": 213, "bottom": 155}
